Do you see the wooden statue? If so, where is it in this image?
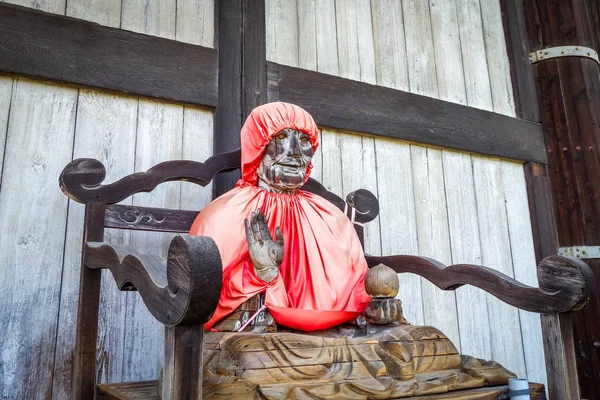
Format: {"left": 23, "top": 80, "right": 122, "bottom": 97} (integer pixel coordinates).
{"left": 188, "top": 102, "right": 514, "bottom": 398}
{"left": 58, "top": 101, "right": 592, "bottom": 399}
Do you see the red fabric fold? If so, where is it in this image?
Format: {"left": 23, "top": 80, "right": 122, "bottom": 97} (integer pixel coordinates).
{"left": 189, "top": 102, "right": 370, "bottom": 331}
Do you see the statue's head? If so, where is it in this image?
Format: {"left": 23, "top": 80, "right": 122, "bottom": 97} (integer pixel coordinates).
{"left": 256, "top": 128, "right": 314, "bottom": 193}
{"left": 239, "top": 102, "right": 319, "bottom": 193}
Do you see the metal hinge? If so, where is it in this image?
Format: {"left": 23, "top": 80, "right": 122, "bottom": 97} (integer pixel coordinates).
{"left": 558, "top": 246, "right": 600, "bottom": 259}
{"left": 529, "top": 45, "right": 599, "bottom": 65}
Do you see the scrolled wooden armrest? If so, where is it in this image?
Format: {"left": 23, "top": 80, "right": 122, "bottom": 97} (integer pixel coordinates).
{"left": 365, "top": 254, "right": 594, "bottom": 313}
{"left": 85, "top": 235, "right": 222, "bottom": 326}
{"left": 59, "top": 149, "right": 241, "bottom": 204}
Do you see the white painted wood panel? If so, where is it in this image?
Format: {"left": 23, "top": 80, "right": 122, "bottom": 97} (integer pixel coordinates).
{"left": 4, "top": 0, "right": 215, "bottom": 47}
{"left": 0, "top": 79, "right": 77, "bottom": 399}
{"left": 472, "top": 157, "right": 527, "bottom": 379}
{"left": 3, "top": 0, "right": 65, "bottom": 14}
{"left": 51, "top": 91, "right": 139, "bottom": 400}
{"left": 370, "top": 0, "right": 409, "bottom": 91}
{"left": 0, "top": 77, "right": 13, "bottom": 187}
{"left": 122, "top": 100, "right": 183, "bottom": 382}
{"left": 443, "top": 150, "right": 493, "bottom": 359}
{"left": 297, "top": 0, "right": 317, "bottom": 70}
{"left": 411, "top": 146, "right": 460, "bottom": 348}
{"left": 176, "top": 0, "right": 215, "bottom": 47}
{"left": 65, "top": 0, "right": 121, "bottom": 27}
{"left": 121, "top": 0, "right": 176, "bottom": 40}
{"left": 180, "top": 107, "right": 215, "bottom": 211}
{"left": 375, "top": 139, "right": 423, "bottom": 325}
{"left": 266, "top": 0, "right": 299, "bottom": 67}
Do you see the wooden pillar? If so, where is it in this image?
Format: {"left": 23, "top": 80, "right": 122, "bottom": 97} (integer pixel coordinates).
{"left": 504, "top": 0, "right": 600, "bottom": 398}
{"left": 214, "top": 0, "right": 266, "bottom": 197}
{"left": 71, "top": 203, "right": 105, "bottom": 399}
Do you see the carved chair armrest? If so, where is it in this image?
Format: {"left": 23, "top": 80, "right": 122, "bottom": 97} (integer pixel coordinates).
{"left": 60, "top": 149, "right": 241, "bottom": 205}
{"left": 85, "top": 235, "right": 222, "bottom": 326}
{"left": 366, "top": 254, "right": 594, "bottom": 314}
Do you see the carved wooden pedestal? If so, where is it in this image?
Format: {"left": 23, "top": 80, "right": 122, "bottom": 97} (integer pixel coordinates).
{"left": 202, "top": 324, "right": 518, "bottom": 399}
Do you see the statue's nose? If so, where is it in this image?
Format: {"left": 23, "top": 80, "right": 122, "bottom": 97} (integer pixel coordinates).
{"left": 288, "top": 133, "right": 302, "bottom": 157}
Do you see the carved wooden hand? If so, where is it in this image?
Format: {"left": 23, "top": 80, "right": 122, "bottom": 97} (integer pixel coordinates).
{"left": 245, "top": 209, "right": 284, "bottom": 282}
{"left": 364, "top": 298, "right": 407, "bottom": 325}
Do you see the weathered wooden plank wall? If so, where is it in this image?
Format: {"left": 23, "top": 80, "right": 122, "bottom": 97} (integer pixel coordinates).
{"left": 266, "top": 0, "right": 546, "bottom": 388}
{"left": 0, "top": 1, "right": 215, "bottom": 398}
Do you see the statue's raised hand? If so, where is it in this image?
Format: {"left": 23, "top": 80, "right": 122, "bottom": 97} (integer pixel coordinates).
{"left": 245, "top": 209, "right": 284, "bottom": 282}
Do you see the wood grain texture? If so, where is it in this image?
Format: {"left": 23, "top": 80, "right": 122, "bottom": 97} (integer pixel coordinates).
{"left": 214, "top": 0, "right": 242, "bottom": 196}
{"left": 60, "top": 149, "right": 240, "bottom": 205}
{"left": 410, "top": 0, "right": 460, "bottom": 351}
{"left": 3, "top": 0, "right": 65, "bottom": 14}
{"left": 176, "top": 0, "right": 215, "bottom": 47}
{"left": 52, "top": 91, "right": 138, "bottom": 399}
{"left": 71, "top": 203, "right": 105, "bottom": 400}
{"left": 0, "top": 3, "right": 218, "bottom": 107}
{"left": 242, "top": 0, "right": 267, "bottom": 117}
{"left": 522, "top": 0, "right": 600, "bottom": 397}
{"left": 472, "top": 158, "right": 526, "bottom": 379}
{"left": 180, "top": 108, "right": 215, "bottom": 212}
{"left": 65, "top": 0, "right": 121, "bottom": 27}
{"left": 123, "top": 100, "right": 182, "bottom": 383}
{"left": 297, "top": 0, "right": 317, "bottom": 70}
{"left": 502, "top": 161, "right": 547, "bottom": 385}
{"left": 0, "top": 76, "right": 12, "bottom": 187}
{"left": 85, "top": 236, "right": 222, "bottom": 326}
{"left": 162, "top": 325, "right": 204, "bottom": 400}
{"left": 366, "top": 254, "right": 592, "bottom": 314}
{"left": 266, "top": 62, "right": 546, "bottom": 163}
{"left": 370, "top": 0, "right": 409, "bottom": 91}
{"left": 411, "top": 146, "right": 460, "bottom": 349}
{"left": 443, "top": 151, "right": 492, "bottom": 360}
{"left": 265, "top": 0, "right": 298, "bottom": 66}
{"left": 121, "top": 0, "right": 176, "bottom": 40}
{"left": 375, "top": 139, "right": 424, "bottom": 325}
{"left": 0, "top": 80, "right": 77, "bottom": 399}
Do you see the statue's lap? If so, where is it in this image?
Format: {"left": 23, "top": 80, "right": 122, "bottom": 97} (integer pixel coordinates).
{"left": 202, "top": 324, "right": 515, "bottom": 399}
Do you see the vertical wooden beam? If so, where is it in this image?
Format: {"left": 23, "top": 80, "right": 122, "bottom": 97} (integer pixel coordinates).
{"left": 214, "top": 0, "right": 242, "bottom": 197}
{"left": 242, "top": 0, "right": 267, "bottom": 117}
{"left": 214, "top": 0, "right": 266, "bottom": 197}
{"left": 503, "top": 0, "right": 600, "bottom": 398}
{"left": 71, "top": 202, "right": 105, "bottom": 400}
{"left": 161, "top": 325, "right": 204, "bottom": 400}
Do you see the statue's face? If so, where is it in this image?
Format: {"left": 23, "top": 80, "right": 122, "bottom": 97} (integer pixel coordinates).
{"left": 257, "top": 128, "right": 314, "bottom": 192}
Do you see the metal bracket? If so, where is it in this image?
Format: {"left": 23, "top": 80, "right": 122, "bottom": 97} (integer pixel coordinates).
{"left": 529, "top": 46, "right": 599, "bottom": 65}
{"left": 558, "top": 246, "right": 600, "bottom": 260}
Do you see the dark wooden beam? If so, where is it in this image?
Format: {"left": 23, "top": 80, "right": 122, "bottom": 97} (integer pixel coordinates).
{"left": 214, "top": 0, "right": 243, "bottom": 196}
{"left": 71, "top": 203, "right": 105, "bottom": 399}
{"left": 517, "top": 0, "right": 600, "bottom": 398}
{"left": 242, "top": 0, "right": 267, "bottom": 117}
{"left": 267, "top": 62, "right": 546, "bottom": 163}
{"left": 0, "top": 3, "right": 218, "bottom": 107}
{"left": 214, "top": 0, "right": 266, "bottom": 197}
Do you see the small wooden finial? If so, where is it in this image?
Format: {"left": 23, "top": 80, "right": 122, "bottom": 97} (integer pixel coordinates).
{"left": 365, "top": 264, "right": 399, "bottom": 298}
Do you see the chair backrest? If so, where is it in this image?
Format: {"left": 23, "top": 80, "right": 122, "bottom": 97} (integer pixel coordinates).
{"left": 60, "top": 148, "right": 380, "bottom": 243}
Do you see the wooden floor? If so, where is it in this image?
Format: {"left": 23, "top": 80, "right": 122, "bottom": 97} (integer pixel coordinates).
{"left": 98, "top": 381, "right": 546, "bottom": 400}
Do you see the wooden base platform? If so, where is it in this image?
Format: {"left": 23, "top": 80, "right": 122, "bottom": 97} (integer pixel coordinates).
{"left": 98, "top": 380, "right": 546, "bottom": 399}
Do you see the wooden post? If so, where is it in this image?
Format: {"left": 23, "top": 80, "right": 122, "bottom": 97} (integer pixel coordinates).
{"left": 214, "top": 0, "right": 266, "bottom": 197}
{"left": 503, "top": 0, "right": 600, "bottom": 398}
{"left": 162, "top": 326, "right": 204, "bottom": 400}
{"left": 71, "top": 203, "right": 105, "bottom": 399}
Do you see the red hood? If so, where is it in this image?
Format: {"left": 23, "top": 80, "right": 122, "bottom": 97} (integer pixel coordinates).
{"left": 238, "top": 102, "right": 320, "bottom": 187}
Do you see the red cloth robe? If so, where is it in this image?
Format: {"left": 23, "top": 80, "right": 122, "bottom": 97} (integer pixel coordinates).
{"left": 190, "top": 102, "right": 370, "bottom": 331}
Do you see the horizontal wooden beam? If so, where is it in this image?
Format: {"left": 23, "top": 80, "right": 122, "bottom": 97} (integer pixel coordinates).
{"left": 267, "top": 62, "right": 546, "bottom": 163}
{"left": 0, "top": 3, "right": 218, "bottom": 107}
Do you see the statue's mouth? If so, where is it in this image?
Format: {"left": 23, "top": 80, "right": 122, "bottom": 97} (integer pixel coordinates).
{"left": 277, "top": 161, "right": 303, "bottom": 169}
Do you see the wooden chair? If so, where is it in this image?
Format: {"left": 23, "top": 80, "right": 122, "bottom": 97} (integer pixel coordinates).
{"left": 59, "top": 150, "right": 594, "bottom": 400}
